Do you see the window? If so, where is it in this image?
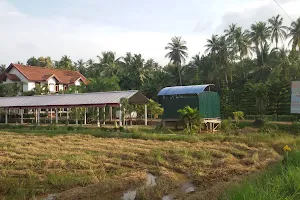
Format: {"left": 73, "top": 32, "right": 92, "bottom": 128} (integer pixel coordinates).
{"left": 55, "top": 85, "right": 59, "bottom": 92}
{"left": 64, "top": 85, "right": 68, "bottom": 91}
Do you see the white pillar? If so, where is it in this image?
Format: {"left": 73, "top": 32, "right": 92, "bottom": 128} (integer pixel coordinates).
{"left": 103, "top": 107, "right": 106, "bottom": 125}
{"left": 84, "top": 108, "right": 87, "bottom": 125}
{"left": 35, "top": 109, "right": 38, "bottom": 123}
{"left": 109, "top": 106, "right": 113, "bottom": 121}
{"left": 50, "top": 108, "right": 53, "bottom": 124}
{"left": 97, "top": 107, "right": 100, "bottom": 127}
{"left": 123, "top": 108, "right": 126, "bottom": 126}
{"left": 55, "top": 108, "right": 58, "bottom": 124}
{"left": 119, "top": 104, "right": 122, "bottom": 126}
{"left": 20, "top": 109, "right": 23, "bottom": 124}
{"left": 144, "top": 104, "right": 148, "bottom": 126}
{"left": 5, "top": 108, "right": 8, "bottom": 124}
{"left": 66, "top": 108, "right": 69, "bottom": 124}
{"left": 37, "top": 108, "right": 40, "bottom": 126}
{"left": 75, "top": 112, "right": 78, "bottom": 126}
{"left": 74, "top": 108, "right": 78, "bottom": 126}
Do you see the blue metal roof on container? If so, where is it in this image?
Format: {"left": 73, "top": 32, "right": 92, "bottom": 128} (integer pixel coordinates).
{"left": 157, "top": 84, "right": 215, "bottom": 96}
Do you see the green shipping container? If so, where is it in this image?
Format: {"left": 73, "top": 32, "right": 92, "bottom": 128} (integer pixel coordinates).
{"left": 158, "top": 85, "right": 220, "bottom": 119}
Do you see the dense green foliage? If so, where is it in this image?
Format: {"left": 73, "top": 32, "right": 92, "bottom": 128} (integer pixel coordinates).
{"left": 1, "top": 15, "right": 300, "bottom": 118}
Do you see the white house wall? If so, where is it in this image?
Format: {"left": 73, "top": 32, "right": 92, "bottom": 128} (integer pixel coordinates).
{"left": 47, "top": 77, "right": 57, "bottom": 92}
{"left": 59, "top": 84, "right": 63, "bottom": 91}
{"left": 74, "top": 80, "right": 81, "bottom": 86}
{"left": 27, "top": 82, "right": 36, "bottom": 91}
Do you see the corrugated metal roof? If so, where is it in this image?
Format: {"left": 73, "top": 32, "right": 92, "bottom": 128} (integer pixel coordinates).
{"left": 157, "top": 84, "right": 214, "bottom": 96}
{"left": 0, "top": 90, "right": 148, "bottom": 108}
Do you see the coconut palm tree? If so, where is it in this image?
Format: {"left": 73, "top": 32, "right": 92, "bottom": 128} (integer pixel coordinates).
{"left": 247, "top": 22, "right": 270, "bottom": 66}
{"left": 58, "top": 55, "right": 75, "bottom": 70}
{"left": 204, "top": 35, "right": 219, "bottom": 55}
{"left": 224, "top": 23, "right": 238, "bottom": 45}
{"left": 288, "top": 17, "right": 300, "bottom": 51}
{"left": 234, "top": 28, "right": 252, "bottom": 65}
{"left": 98, "top": 51, "right": 121, "bottom": 77}
{"left": 204, "top": 35, "right": 231, "bottom": 84}
{"left": 268, "top": 15, "right": 288, "bottom": 48}
{"left": 216, "top": 36, "right": 230, "bottom": 84}
{"left": 74, "top": 59, "right": 86, "bottom": 76}
{"left": 165, "top": 36, "right": 188, "bottom": 85}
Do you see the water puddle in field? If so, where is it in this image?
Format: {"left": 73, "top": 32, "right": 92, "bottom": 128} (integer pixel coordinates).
{"left": 161, "top": 172, "right": 195, "bottom": 200}
{"left": 146, "top": 173, "right": 157, "bottom": 186}
{"left": 122, "top": 190, "right": 137, "bottom": 200}
{"left": 122, "top": 172, "right": 195, "bottom": 200}
{"left": 42, "top": 193, "right": 57, "bottom": 200}
{"left": 122, "top": 173, "right": 157, "bottom": 200}
{"left": 181, "top": 182, "right": 195, "bottom": 193}
{"left": 162, "top": 195, "right": 173, "bottom": 200}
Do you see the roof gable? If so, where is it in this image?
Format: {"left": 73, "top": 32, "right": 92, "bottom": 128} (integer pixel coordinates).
{"left": 0, "top": 73, "right": 21, "bottom": 82}
{"left": 5, "top": 63, "right": 88, "bottom": 85}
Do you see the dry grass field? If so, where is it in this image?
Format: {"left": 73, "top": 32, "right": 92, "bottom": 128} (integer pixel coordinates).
{"left": 0, "top": 130, "right": 283, "bottom": 200}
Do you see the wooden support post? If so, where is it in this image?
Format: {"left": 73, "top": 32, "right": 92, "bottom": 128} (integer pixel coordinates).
{"left": 103, "top": 107, "right": 106, "bottom": 125}
{"left": 20, "top": 109, "right": 23, "bottom": 124}
{"left": 5, "top": 108, "right": 8, "bottom": 124}
{"left": 144, "top": 104, "right": 148, "bottom": 126}
{"left": 55, "top": 108, "right": 58, "bottom": 124}
{"left": 97, "top": 107, "right": 100, "bottom": 127}
{"left": 84, "top": 108, "right": 87, "bottom": 125}
{"left": 119, "top": 104, "right": 122, "bottom": 127}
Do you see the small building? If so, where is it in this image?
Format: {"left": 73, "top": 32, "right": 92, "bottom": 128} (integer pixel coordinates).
{"left": 157, "top": 84, "right": 220, "bottom": 120}
{"left": 0, "top": 63, "right": 88, "bottom": 93}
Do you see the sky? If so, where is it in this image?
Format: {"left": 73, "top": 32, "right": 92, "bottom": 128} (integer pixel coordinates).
{"left": 0, "top": 0, "right": 300, "bottom": 66}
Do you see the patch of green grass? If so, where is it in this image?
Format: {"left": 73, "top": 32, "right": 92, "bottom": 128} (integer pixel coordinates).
{"left": 0, "top": 172, "right": 41, "bottom": 200}
{"left": 47, "top": 173, "right": 92, "bottom": 190}
{"left": 223, "top": 150, "right": 300, "bottom": 200}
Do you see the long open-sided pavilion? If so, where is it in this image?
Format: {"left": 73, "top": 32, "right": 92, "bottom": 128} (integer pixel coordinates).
{"left": 0, "top": 90, "right": 149, "bottom": 126}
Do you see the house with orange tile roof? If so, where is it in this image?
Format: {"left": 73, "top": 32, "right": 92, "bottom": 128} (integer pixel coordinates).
{"left": 0, "top": 63, "right": 88, "bottom": 93}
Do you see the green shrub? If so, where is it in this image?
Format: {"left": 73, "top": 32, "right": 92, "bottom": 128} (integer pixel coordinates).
{"left": 259, "top": 120, "right": 278, "bottom": 134}
{"left": 290, "top": 121, "right": 300, "bottom": 135}
{"left": 221, "top": 119, "right": 237, "bottom": 134}
{"left": 223, "top": 151, "right": 300, "bottom": 200}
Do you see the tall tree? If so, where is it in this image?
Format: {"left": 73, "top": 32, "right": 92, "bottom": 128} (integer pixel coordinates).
{"left": 288, "top": 17, "right": 300, "bottom": 51}
{"left": 37, "top": 57, "right": 53, "bottom": 68}
{"left": 248, "top": 22, "right": 270, "bottom": 66}
{"left": 27, "top": 57, "right": 39, "bottom": 66}
{"left": 204, "top": 35, "right": 219, "bottom": 55}
{"left": 74, "top": 59, "right": 86, "bottom": 75}
{"left": 268, "top": 15, "right": 287, "bottom": 49}
{"left": 165, "top": 36, "right": 188, "bottom": 85}
{"left": 224, "top": 23, "right": 238, "bottom": 45}
{"left": 233, "top": 27, "right": 252, "bottom": 74}
{"left": 98, "top": 51, "right": 121, "bottom": 77}
{"left": 57, "top": 55, "right": 76, "bottom": 70}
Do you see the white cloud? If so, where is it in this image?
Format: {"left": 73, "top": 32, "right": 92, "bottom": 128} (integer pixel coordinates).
{"left": 0, "top": 0, "right": 299, "bottom": 67}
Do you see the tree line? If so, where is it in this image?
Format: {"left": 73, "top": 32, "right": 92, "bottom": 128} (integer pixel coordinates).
{"left": 1, "top": 14, "right": 300, "bottom": 119}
